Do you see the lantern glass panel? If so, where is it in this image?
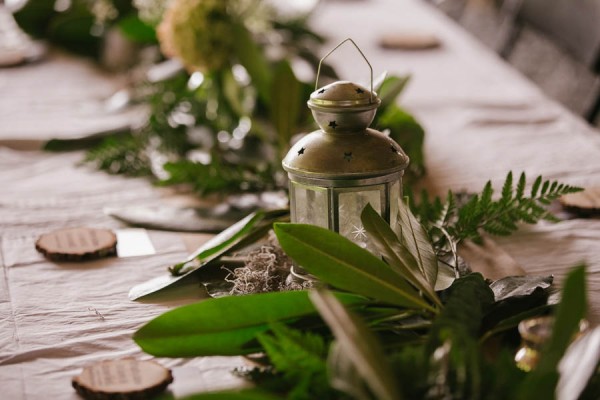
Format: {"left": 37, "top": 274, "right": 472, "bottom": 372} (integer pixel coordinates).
{"left": 291, "top": 181, "right": 329, "bottom": 228}
{"left": 338, "top": 186, "right": 383, "bottom": 251}
{"left": 389, "top": 180, "right": 401, "bottom": 236}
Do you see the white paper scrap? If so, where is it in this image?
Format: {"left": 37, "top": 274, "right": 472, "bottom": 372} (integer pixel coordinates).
{"left": 115, "top": 228, "right": 156, "bottom": 257}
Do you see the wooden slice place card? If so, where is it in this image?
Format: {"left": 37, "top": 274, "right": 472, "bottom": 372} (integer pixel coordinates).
{"left": 379, "top": 32, "right": 441, "bottom": 50}
{"left": 560, "top": 187, "right": 600, "bottom": 216}
{"left": 72, "top": 359, "right": 173, "bottom": 400}
{"left": 36, "top": 227, "right": 117, "bottom": 261}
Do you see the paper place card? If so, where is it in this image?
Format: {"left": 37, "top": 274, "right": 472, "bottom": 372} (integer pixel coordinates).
{"left": 115, "top": 228, "right": 156, "bottom": 258}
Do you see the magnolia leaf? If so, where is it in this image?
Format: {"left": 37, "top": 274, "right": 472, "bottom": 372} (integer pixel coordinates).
{"left": 361, "top": 204, "right": 441, "bottom": 308}
{"left": 397, "top": 199, "right": 438, "bottom": 288}
{"left": 128, "top": 210, "right": 288, "bottom": 300}
{"left": 274, "top": 223, "right": 436, "bottom": 312}
{"left": 517, "top": 265, "right": 588, "bottom": 399}
{"left": 134, "top": 290, "right": 366, "bottom": 357}
{"left": 232, "top": 23, "right": 271, "bottom": 105}
{"left": 270, "top": 61, "right": 302, "bottom": 157}
{"left": 310, "top": 289, "right": 403, "bottom": 400}
{"left": 557, "top": 326, "right": 600, "bottom": 400}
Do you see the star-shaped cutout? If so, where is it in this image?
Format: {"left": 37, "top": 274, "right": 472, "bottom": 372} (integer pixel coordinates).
{"left": 344, "top": 151, "right": 353, "bottom": 162}
{"left": 355, "top": 88, "right": 364, "bottom": 94}
{"left": 329, "top": 120, "right": 338, "bottom": 129}
{"left": 351, "top": 225, "right": 367, "bottom": 241}
{"left": 318, "top": 88, "right": 326, "bottom": 94}
{"left": 297, "top": 147, "right": 305, "bottom": 155}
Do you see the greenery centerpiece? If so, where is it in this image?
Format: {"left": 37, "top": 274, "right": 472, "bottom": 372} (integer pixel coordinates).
{"left": 11, "top": 2, "right": 599, "bottom": 398}
{"left": 132, "top": 174, "right": 599, "bottom": 399}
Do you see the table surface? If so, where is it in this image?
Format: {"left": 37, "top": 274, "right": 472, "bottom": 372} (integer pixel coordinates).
{"left": 2, "top": 0, "right": 600, "bottom": 398}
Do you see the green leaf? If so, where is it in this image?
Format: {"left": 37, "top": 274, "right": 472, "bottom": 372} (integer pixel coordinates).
{"left": 376, "top": 105, "right": 426, "bottom": 183}
{"left": 274, "top": 223, "right": 436, "bottom": 312}
{"left": 361, "top": 204, "right": 442, "bottom": 308}
{"left": 118, "top": 14, "right": 157, "bottom": 43}
{"left": 426, "top": 273, "right": 495, "bottom": 356}
{"left": 397, "top": 199, "right": 438, "bottom": 288}
{"left": 257, "top": 324, "right": 332, "bottom": 399}
{"left": 134, "top": 290, "right": 366, "bottom": 356}
{"left": 269, "top": 61, "right": 302, "bottom": 158}
{"left": 128, "top": 210, "right": 288, "bottom": 300}
{"left": 232, "top": 23, "right": 271, "bottom": 105}
{"left": 518, "top": 265, "right": 588, "bottom": 399}
{"left": 310, "top": 289, "right": 403, "bottom": 400}
{"left": 378, "top": 75, "right": 410, "bottom": 110}
{"left": 178, "top": 389, "right": 283, "bottom": 400}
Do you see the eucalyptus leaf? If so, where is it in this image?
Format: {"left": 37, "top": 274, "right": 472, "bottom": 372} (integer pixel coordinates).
{"left": 310, "top": 289, "right": 403, "bottom": 400}
{"left": 397, "top": 199, "right": 438, "bottom": 288}
{"left": 133, "top": 290, "right": 366, "bottom": 356}
{"left": 274, "top": 223, "right": 436, "bottom": 312}
{"left": 361, "top": 203, "right": 442, "bottom": 308}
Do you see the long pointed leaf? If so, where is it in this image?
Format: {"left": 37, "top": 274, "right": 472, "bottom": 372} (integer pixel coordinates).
{"left": 398, "top": 199, "right": 438, "bottom": 287}
{"left": 361, "top": 204, "right": 441, "bottom": 308}
{"left": 310, "top": 289, "right": 403, "bottom": 400}
{"left": 128, "top": 210, "right": 288, "bottom": 300}
{"left": 134, "top": 290, "right": 366, "bottom": 357}
{"left": 274, "top": 223, "right": 435, "bottom": 312}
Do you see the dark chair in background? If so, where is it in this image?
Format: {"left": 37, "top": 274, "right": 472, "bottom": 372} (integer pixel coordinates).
{"left": 499, "top": 0, "right": 600, "bottom": 124}
{"left": 427, "top": 0, "right": 600, "bottom": 126}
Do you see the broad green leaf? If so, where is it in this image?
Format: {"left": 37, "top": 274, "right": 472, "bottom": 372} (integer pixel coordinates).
{"left": 397, "top": 199, "right": 438, "bottom": 288}
{"left": 376, "top": 105, "right": 426, "bottom": 182}
{"left": 270, "top": 61, "right": 302, "bottom": 157}
{"left": 426, "top": 273, "right": 495, "bottom": 356}
{"left": 518, "top": 265, "right": 588, "bottom": 400}
{"left": 232, "top": 23, "right": 271, "bottom": 105}
{"left": 310, "top": 289, "right": 403, "bottom": 400}
{"left": 128, "top": 209, "right": 288, "bottom": 300}
{"left": 178, "top": 390, "right": 283, "bottom": 400}
{"left": 361, "top": 204, "right": 441, "bottom": 308}
{"left": 134, "top": 290, "right": 366, "bottom": 357}
{"left": 118, "top": 15, "right": 157, "bottom": 43}
{"left": 274, "top": 223, "right": 435, "bottom": 312}
{"left": 378, "top": 75, "right": 410, "bottom": 110}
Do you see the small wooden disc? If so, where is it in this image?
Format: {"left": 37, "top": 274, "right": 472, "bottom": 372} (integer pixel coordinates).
{"left": 379, "top": 33, "right": 441, "bottom": 50}
{"left": 72, "top": 359, "right": 173, "bottom": 400}
{"left": 35, "top": 227, "right": 117, "bottom": 261}
{"left": 560, "top": 187, "right": 600, "bottom": 215}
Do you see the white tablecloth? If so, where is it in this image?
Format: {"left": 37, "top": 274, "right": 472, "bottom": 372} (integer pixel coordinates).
{"left": 2, "top": 0, "right": 600, "bottom": 398}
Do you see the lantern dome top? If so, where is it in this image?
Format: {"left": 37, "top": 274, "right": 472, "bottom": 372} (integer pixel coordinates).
{"left": 308, "top": 81, "right": 380, "bottom": 110}
{"left": 282, "top": 128, "right": 409, "bottom": 180}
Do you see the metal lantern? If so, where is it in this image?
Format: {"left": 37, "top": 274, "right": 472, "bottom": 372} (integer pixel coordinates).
{"left": 282, "top": 39, "right": 409, "bottom": 260}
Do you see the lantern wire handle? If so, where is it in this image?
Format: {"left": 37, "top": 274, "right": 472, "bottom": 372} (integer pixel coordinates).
{"left": 315, "top": 38, "right": 374, "bottom": 103}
